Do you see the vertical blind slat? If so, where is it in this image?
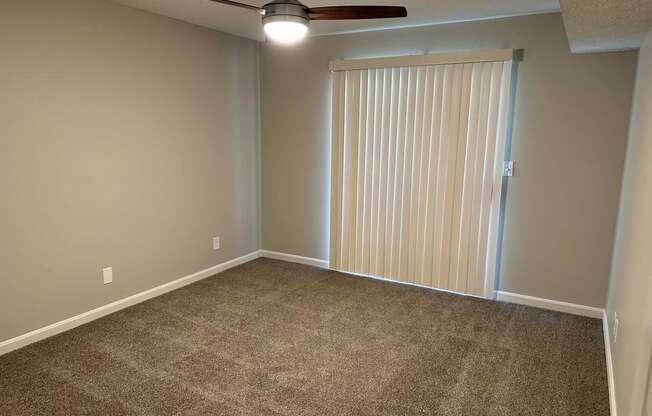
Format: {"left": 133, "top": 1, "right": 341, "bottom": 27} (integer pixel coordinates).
{"left": 449, "top": 63, "right": 474, "bottom": 293}
{"left": 330, "top": 72, "right": 344, "bottom": 267}
{"left": 360, "top": 70, "right": 375, "bottom": 273}
{"left": 414, "top": 66, "right": 435, "bottom": 286}
{"left": 432, "top": 65, "right": 453, "bottom": 289}
{"left": 421, "top": 66, "right": 444, "bottom": 287}
{"left": 376, "top": 68, "right": 391, "bottom": 276}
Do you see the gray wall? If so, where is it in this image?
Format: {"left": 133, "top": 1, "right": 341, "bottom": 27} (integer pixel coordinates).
{"left": 607, "top": 30, "right": 652, "bottom": 416}
{"left": 260, "top": 12, "right": 637, "bottom": 308}
{"left": 0, "top": 1, "right": 260, "bottom": 342}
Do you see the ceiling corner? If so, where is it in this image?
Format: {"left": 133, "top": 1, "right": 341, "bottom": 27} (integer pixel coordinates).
{"left": 560, "top": 0, "right": 652, "bottom": 53}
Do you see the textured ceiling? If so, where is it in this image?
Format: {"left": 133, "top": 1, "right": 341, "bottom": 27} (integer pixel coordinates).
{"left": 112, "top": 0, "right": 561, "bottom": 41}
{"left": 561, "top": 0, "right": 652, "bottom": 52}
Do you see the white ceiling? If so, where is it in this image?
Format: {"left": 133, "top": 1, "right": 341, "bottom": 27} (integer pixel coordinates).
{"left": 561, "top": 0, "right": 652, "bottom": 53}
{"left": 113, "top": 0, "right": 561, "bottom": 41}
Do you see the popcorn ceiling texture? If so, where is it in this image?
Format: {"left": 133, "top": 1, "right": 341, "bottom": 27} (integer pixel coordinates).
{"left": 561, "top": 0, "right": 652, "bottom": 52}
{"left": 1, "top": 258, "right": 608, "bottom": 415}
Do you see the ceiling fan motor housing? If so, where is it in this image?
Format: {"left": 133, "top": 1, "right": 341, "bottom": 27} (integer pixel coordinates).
{"left": 262, "top": 0, "right": 310, "bottom": 27}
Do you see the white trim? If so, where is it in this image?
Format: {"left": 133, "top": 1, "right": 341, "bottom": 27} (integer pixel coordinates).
{"left": 495, "top": 291, "right": 605, "bottom": 319}
{"left": 603, "top": 310, "right": 617, "bottom": 416}
{"left": 258, "top": 250, "right": 329, "bottom": 269}
{"left": 257, "top": 250, "right": 489, "bottom": 301}
{"left": 0, "top": 251, "right": 260, "bottom": 356}
{"left": 483, "top": 61, "right": 515, "bottom": 299}
{"left": 255, "top": 256, "right": 606, "bottom": 320}
{"left": 330, "top": 48, "right": 519, "bottom": 72}
{"left": 312, "top": 10, "right": 560, "bottom": 38}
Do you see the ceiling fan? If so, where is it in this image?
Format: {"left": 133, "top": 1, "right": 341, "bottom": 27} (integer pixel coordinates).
{"left": 209, "top": 0, "right": 408, "bottom": 44}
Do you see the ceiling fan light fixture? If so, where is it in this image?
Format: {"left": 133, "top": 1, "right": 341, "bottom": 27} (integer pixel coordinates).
{"left": 209, "top": 0, "right": 408, "bottom": 45}
{"left": 263, "top": 15, "right": 309, "bottom": 44}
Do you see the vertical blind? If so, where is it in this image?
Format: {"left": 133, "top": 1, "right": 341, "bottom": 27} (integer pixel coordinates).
{"left": 330, "top": 56, "right": 514, "bottom": 299}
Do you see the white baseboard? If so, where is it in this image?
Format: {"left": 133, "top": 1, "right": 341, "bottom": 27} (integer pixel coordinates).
{"left": 496, "top": 291, "right": 615, "bottom": 414}
{"left": 258, "top": 251, "right": 486, "bottom": 302}
{"left": 257, "top": 253, "right": 607, "bottom": 320}
{"left": 0, "top": 251, "right": 260, "bottom": 356}
{"left": 495, "top": 291, "right": 605, "bottom": 319}
{"left": 258, "top": 250, "right": 329, "bottom": 269}
{"left": 603, "top": 310, "right": 617, "bottom": 416}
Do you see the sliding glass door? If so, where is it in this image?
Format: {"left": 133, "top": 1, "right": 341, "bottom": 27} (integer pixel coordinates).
{"left": 329, "top": 53, "right": 515, "bottom": 298}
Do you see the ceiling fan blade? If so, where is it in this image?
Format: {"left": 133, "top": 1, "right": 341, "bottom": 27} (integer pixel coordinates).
{"left": 208, "top": 0, "right": 263, "bottom": 13}
{"left": 308, "top": 6, "right": 407, "bottom": 20}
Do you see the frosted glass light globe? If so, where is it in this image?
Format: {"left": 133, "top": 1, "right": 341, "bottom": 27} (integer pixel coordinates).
{"left": 264, "top": 19, "right": 308, "bottom": 44}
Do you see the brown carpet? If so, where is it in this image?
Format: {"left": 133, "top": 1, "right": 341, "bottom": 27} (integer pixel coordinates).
{"left": 0, "top": 258, "right": 609, "bottom": 415}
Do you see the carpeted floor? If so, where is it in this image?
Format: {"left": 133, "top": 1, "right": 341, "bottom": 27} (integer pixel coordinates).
{"left": 0, "top": 258, "right": 609, "bottom": 415}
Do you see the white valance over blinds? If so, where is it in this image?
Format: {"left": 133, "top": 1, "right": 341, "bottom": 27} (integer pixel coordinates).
{"left": 329, "top": 51, "right": 515, "bottom": 299}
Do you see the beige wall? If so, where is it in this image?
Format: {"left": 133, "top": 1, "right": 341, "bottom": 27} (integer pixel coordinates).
{"left": 0, "top": 1, "right": 260, "bottom": 342}
{"left": 260, "top": 12, "right": 637, "bottom": 308}
{"left": 607, "top": 30, "right": 652, "bottom": 416}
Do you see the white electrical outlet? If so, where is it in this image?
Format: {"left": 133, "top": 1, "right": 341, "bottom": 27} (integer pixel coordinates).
{"left": 213, "top": 237, "right": 221, "bottom": 250}
{"left": 103, "top": 267, "right": 113, "bottom": 285}
{"left": 613, "top": 312, "right": 619, "bottom": 344}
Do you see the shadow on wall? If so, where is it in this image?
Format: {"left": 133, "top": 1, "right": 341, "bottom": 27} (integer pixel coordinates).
{"left": 646, "top": 354, "right": 652, "bottom": 416}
